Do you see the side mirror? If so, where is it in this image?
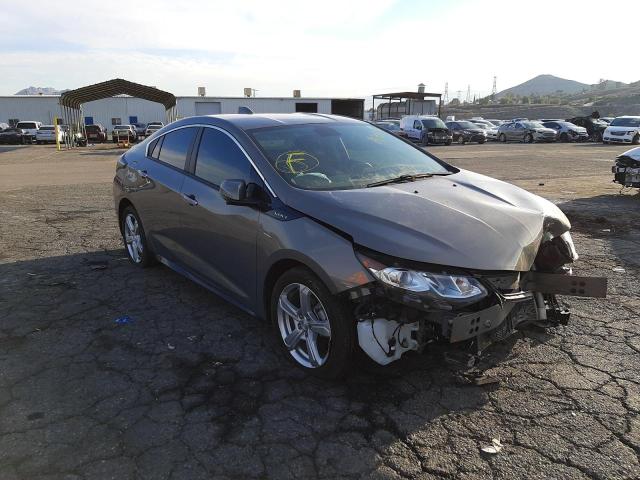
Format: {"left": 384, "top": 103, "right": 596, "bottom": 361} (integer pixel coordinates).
{"left": 220, "top": 179, "right": 247, "bottom": 203}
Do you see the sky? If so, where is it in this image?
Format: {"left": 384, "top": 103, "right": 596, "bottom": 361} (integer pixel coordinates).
{"left": 2, "top": 0, "right": 639, "bottom": 102}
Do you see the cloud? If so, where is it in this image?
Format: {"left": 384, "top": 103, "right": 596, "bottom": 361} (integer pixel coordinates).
{"left": 1, "top": 0, "right": 639, "bottom": 98}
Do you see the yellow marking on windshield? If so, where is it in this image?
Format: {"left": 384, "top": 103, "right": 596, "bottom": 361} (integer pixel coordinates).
{"left": 275, "top": 151, "right": 320, "bottom": 174}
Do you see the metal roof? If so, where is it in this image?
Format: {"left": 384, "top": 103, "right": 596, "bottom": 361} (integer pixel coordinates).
{"left": 59, "top": 78, "right": 176, "bottom": 109}
{"left": 373, "top": 91, "right": 442, "bottom": 100}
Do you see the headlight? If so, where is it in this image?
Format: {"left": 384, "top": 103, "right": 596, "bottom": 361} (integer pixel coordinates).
{"left": 559, "top": 231, "right": 578, "bottom": 261}
{"left": 628, "top": 131, "right": 636, "bottom": 135}
{"left": 356, "top": 252, "right": 488, "bottom": 303}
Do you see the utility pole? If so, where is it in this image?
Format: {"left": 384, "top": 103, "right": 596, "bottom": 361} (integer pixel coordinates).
{"left": 443, "top": 82, "right": 449, "bottom": 104}
{"left": 465, "top": 85, "right": 471, "bottom": 104}
{"left": 491, "top": 76, "right": 497, "bottom": 101}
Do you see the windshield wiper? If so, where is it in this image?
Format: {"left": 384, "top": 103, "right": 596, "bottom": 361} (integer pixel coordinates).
{"left": 366, "top": 173, "right": 444, "bottom": 188}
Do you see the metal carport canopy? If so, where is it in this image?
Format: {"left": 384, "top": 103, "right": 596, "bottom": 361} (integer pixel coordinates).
{"left": 59, "top": 78, "right": 176, "bottom": 109}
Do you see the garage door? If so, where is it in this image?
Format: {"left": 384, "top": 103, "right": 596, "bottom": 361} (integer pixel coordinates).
{"left": 195, "top": 102, "right": 222, "bottom": 115}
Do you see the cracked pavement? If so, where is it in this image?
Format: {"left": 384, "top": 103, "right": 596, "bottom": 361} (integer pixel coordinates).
{"left": 0, "top": 143, "right": 638, "bottom": 479}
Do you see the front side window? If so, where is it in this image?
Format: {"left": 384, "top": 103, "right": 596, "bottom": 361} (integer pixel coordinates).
{"left": 194, "top": 128, "right": 250, "bottom": 186}
{"left": 157, "top": 127, "right": 197, "bottom": 170}
{"left": 250, "top": 122, "right": 452, "bottom": 191}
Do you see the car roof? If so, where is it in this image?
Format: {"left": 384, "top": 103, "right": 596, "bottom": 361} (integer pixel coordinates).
{"left": 194, "top": 113, "right": 362, "bottom": 131}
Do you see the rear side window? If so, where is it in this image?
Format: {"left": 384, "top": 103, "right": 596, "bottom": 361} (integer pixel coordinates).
{"left": 194, "top": 128, "right": 250, "bottom": 186}
{"left": 157, "top": 127, "right": 197, "bottom": 170}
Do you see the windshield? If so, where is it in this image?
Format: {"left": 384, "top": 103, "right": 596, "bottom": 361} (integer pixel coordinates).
{"left": 16, "top": 122, "right": 36, "bottom": 129}
{"left": 610, "top": 117, "right": 640, "bottom": 127}
{"left": 421, "top": 118, "right": 447, "bottom": 129}
{"left": 522, "top": 121, "right": 545, "bottom": 129}
{"left": 85, "top": 125, "right": 100, "bottom": 132}
{"left": 455, "top": 121, "right": 478, "bottom": 129}
{"left": 114, "top": 125, "right": 129, "bottom": 129}
{"left": 250, "top": 123, "right": 452, "bottom": 191}
{"left": 376, "top": 122, "right": 400, "bottom": 131}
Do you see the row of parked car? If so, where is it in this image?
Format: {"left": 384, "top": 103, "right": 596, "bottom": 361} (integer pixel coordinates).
{"left": 373, "top": 115, "right": 640, "bottom": 146}
{"left": 0, "top": 121, "right": 165, "bottom": 145}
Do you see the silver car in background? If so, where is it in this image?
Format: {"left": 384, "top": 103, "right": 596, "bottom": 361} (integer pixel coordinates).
{"left": 542, "top": 120, "right": 589, "bottom": 142}
{"left": 498, "top": 120, "right": 557, "bottom": 143}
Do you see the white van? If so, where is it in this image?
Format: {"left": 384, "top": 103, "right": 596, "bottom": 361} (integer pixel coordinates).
{"left": 15, "top": 121, "right": 41, "bottom": 143}
{"left": 400, "top": 115, "right": 452, "bottom": 145}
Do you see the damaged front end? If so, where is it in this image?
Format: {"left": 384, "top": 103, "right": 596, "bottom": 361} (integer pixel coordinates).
{"left": 612, "top": 147, "right": 640, "bottom": 188}
{"left": 349, "top": 231, "right": 607, "bottom": 366}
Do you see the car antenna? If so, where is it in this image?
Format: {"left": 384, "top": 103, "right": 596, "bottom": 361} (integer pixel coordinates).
{"left": 238, "top": 106, "right": 254, "bottom": 114}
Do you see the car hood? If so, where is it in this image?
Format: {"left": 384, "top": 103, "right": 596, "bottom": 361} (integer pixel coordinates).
{"left": 290, "top": 170, "right": 570, "bottom": 271}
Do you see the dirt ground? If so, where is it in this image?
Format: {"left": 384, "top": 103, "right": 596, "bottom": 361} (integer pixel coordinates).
{"left": 0, "top": 142, "right": 639, "bottom": 479}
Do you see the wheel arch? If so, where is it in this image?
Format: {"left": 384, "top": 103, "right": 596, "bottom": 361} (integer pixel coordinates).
{"left": 260, "top": 253, "right": 338, "bottom": 322}
{"left": 117, "top": 198, "right": 134, "bottom": 233}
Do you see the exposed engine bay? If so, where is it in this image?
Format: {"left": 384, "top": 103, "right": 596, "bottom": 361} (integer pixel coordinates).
{"left": 349, "top": 231, "right": 607, "bottom": 366}
{"left": 612, "top": 146, "right": 640, "bottom": 188}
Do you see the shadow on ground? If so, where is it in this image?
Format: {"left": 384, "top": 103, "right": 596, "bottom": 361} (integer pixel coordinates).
{"left": 0, "top": 248, "right": 555, "bottom": 479}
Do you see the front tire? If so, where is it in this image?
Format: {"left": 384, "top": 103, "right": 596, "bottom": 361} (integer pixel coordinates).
{"left": 120, "top": 206, "right": 155, "bottom": 267}
{"left": 271, "top": 267, "right": 354, "bottom": 379}
{"left": 560, "top": 132, "right": 568, "bottom": 142}
{"left": 525, "top": 133, "right": 534, "bottom": 143}
{"left": 499, "top": 133, "right": 506, "bottom": 143}
{"left": 633, "top": 134, "right": 640, "bottom": 145}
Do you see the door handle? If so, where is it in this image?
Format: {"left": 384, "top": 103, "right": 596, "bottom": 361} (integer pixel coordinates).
{"left": 181, "top": 193, "right": 199, "bottom": 206}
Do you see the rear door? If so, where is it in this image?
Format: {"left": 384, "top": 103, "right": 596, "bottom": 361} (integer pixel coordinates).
{"left": 129, "top": 126, "right": 199, "bottom": 262}
{"left": 177, "top": 126, "right": 260, "bottom": 307}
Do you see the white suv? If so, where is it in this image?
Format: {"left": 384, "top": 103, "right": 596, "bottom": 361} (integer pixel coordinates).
{"left": 603, "top": 116, "right": 640, "bottom": 145}
{"left": 15, "top": 121, "right": 41, "bottom": 143}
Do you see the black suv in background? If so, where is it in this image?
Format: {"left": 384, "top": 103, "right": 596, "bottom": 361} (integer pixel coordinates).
{"left": 566, "top": 117, "right": 607, "bottom": 142}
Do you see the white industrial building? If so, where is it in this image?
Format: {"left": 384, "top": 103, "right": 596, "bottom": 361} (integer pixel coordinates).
{"left": 0, "top": 95, "right": 365, "bottom": 127}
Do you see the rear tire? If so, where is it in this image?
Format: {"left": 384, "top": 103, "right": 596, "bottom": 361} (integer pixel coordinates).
{"left": 525, "top": 133, "right": 534, "bottom": 143}
{"left": 560, "top": 132, "right": 568, "bottom": 142}
{"left": 271, "top": 267, "right": 355, "bottom": 379}
{"left": 479, "top": 138, "right": 486, "bottom": 144}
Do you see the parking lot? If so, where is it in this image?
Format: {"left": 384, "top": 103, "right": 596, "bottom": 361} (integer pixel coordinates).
{"left": 1, "top": 142, "right": 639, "bottom": 479}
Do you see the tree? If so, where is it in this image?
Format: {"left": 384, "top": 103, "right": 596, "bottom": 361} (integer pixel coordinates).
{"left": 449, "top": 98, "right": 461, "bottom": 106}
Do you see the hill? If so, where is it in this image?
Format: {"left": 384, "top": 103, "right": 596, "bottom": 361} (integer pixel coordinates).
{"left": 14, "top": 86, "right": 67, "bottom": 95}
{"left": 496, "top": 74, "right": 589, "bottom": 98}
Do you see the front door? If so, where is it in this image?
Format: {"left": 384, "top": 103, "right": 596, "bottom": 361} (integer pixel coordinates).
{"left": 177, "top": 127, "right": 260, "bottom": 307}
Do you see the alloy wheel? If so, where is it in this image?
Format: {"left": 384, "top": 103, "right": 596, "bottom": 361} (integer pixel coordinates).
{"left": 124, "top": 213, "right": 143, "bottom": 263}
{"left": 277, "top": 283, "right": 332, "bottom": 368}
